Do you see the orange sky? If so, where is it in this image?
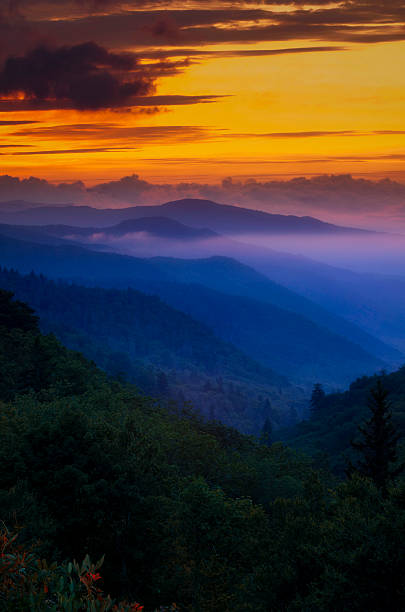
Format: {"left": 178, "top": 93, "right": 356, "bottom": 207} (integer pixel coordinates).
{"left": 1, "top": 1, "right": 404, "bottom": 185}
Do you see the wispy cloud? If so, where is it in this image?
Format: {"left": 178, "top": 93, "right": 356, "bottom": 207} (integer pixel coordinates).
{"left": 3, "top": 147, "right": 135, "bottom": 155}
{"left": 11, "top": 124, "right": 221, "bottom": 144}
{"left": 11, "top": 124, "right": 405, "bottom": 144}
{"left": 0, "top": 94, "right": 225, "bottom": 112}
{"left": 141, "top": 46, "right": 346, "bottom": 60}
{"left": 13, "top": 3, "right": 405, "bottom": 49}
{"left": 0, "top": 120, "right": 40, "bottom": 125}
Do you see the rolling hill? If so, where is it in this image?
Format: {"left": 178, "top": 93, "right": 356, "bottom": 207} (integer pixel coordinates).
{"left": 130, "top": 277, "right": 385, "bottom": 386}
{"left": 0, "top": 266, "right": 303, "bottom": 433}
{"left": 44, "top": 217, "right": 218, "bottom": 240}
{"left": 0, "top": 233, "right": 398, "bottom": 387}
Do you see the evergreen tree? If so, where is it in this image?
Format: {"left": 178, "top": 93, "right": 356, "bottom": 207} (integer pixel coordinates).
{"left": 309, "top": 383, "right": 325, "bottom": 419}
{"left": 0, "top": 289, "right": 38, "bottom": 332}
{"left": 263, "top": 397, "right": 272, "bottom": 414}
{"left": 261, "top": 417, "right": 272, "bottom": 447}
{"left": 350, "top": 380, "right": 403, "bottom": 493}
{"left": 156, "top": 371, "right": 169, "bottom": 396}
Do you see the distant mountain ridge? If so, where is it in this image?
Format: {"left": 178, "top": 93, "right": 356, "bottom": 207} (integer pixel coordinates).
{"left": 0, "top": 232, "right": 399, "bottom": 387}
{"left": 0, "top": 197, "right": 373, "bottom": 234}
{"left": 44, "top": 216, "right": 218, "bottom": 240}
{"left": 131, "top": 277, "right": 386, "bottom": 386}
{"left": 0, "top": 221, "right": 402, "bottom": 360}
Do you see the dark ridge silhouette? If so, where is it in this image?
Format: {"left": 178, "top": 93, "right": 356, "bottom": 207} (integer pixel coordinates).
{"left": 0, "top": 197, "right": 375, "bottom": 233}
{"left": 44, "top": 216, "right": 218, "bottom": 240}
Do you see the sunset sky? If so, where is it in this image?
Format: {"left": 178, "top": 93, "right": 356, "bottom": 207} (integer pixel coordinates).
{"left": 0, "top": 0, "right": 404, "bottom": 187}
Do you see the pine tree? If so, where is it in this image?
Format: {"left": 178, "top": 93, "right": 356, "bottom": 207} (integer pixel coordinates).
{"left": 350, "top": 379, "right": 403, "bottom": 493}
{"left": 263, "top": 398, "right": 272, "bottom": 414}
{"left": 309, "top": 383, "right": 325, "bottom": 419}
{"left": 260, "top": 417, "right": 272, "bottom": 447}
{"left": 216, "top": 376, "right": 224, "bottom": 393}
{"left": 156, "top": 371, "right": 169, "bottom": 396}
{"left": 0, "top": 289, "right": 38, "bottom": 332}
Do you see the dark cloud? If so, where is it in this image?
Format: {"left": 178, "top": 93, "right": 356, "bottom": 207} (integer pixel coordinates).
{"left": 0, "top": 144, "right": 32, "bottom": 148}
{"left": 0, "top": 1, "right": 402, "bottom": 102}
{"left": 0, "top": 120, "right": 39, "bottom": 125}
{"left": 0, "top": 93, "right": 224, "bottom": 111}
{"left": 145, "top": 15, "right": 183, "bottom": 41}
{"left": 135, "top": 94, "right": 226, "bottom": 105}
{"left": 12, "top": 3, "right": 405, "bottom": 49}
{"left": 0, "top": 9, "right": 44, "bottom": 61}
{"left": 0, "top": 173, "right": 86, "bottom": 203}
{"left": 6, "top": 146, "right": 135, "bottom": 155}
{"left": 23, "top": 8, "right": 272, "bottom": 49}
{"left": 0, "top": 41, "right": 154, "bottom": 110}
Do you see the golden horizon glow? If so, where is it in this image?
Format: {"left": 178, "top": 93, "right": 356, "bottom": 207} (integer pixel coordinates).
{"left": 1, "top": 4, "right": 405, "bottom": 185}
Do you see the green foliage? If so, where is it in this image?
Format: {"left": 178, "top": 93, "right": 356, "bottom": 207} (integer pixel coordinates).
{"left": 282, "top": 367, "right": 405, "bottom": 475}
{"left": 262, "top": 474, "right": 405, "bottom": 611}
{"left": 1, "top": 293, "right": 405, "bottom": 610}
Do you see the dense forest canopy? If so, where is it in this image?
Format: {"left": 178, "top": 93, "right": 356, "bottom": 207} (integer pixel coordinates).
{"left": 282, "top": 370, "right": 405, "bottom": 475}
{"left": 1, "top": 290, "right": 405, "bottom": 611}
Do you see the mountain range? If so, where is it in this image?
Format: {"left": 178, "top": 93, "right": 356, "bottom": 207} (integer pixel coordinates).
{"left": 0, "top": 198, "right": 372, "bottom": 234}
{"left": 1, "top": 196, "right": 405, "bottom": 393}
{"left": 2, "top": 199, "right": 401, "bottom": 353}
{"left": 0, "top": 230, "right": 399, "bottom": 387}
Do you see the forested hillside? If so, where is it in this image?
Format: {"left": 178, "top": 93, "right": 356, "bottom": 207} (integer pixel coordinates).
{"left": 0, "top": 267, "right": 301, "bottom": 432}
{"left": 130, "top": 278, "right": 384, "bottom": 385}
{"left": 0, "top": 233, "right": 397, "bottom": 386}
{"left": 1, "top": 291, "right": 404, "bottom": 611}
{"left": 281, "top": 368, "right": 405, "bottom": 474}
{"left": 1, "top": 223, "right": 400, "bottom": 372}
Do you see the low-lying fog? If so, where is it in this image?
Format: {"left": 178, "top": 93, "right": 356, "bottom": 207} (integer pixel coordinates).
{"left": 234, "top": 232, "right": 405, "bottom": 277}
{"left": 63, "top": 229, "right": 405, "bottom": 278}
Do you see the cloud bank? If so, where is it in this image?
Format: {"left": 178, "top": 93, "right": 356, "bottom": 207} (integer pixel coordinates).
{"left": 1, "top": 173, "right": 405, "bottom": 231}
{"left": 0, "top": 42, "right": 155, "bottom": 110}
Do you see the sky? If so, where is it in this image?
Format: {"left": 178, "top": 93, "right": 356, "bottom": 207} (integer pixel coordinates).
{"left": 0, "top": 0, "right": 405, "bottom": 223}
